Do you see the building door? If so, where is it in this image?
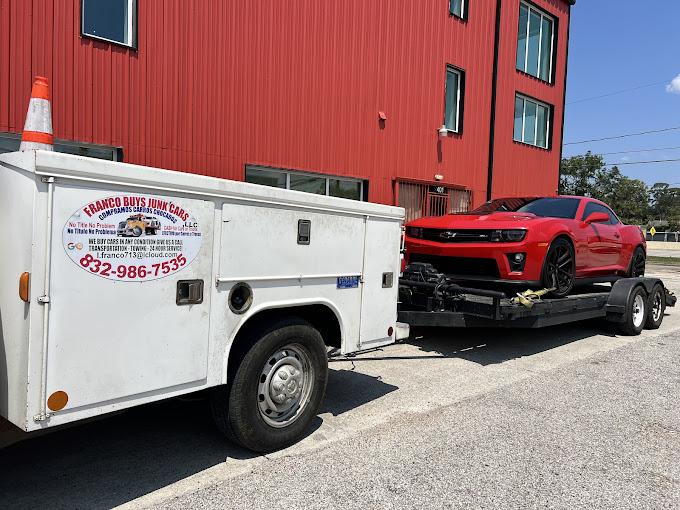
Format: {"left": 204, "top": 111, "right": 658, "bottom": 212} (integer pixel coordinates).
{"left": 396, "top": 180, "right": 472, "bottom": 223}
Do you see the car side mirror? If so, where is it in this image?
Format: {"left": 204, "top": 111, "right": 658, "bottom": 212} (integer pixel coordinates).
{"left": 584, "top": 212, "right": 610, "bottom": 224}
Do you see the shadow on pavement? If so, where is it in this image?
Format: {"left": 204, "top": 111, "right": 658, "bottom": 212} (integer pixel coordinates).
{"left": 335, "top": 319, "right": 618, "bottom": 367}
{"left": 321, "top": 369, "right": 398, "bottom": 416}
{"left": 0, "top": 368, "right": 396, "bottom": 509}
{"left": 0, "top": 397, "right": 256, "bottom": 510}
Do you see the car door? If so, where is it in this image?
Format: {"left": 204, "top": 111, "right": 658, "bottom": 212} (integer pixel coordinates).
{"left": 582, "top": 202, "right": 623, "bottom": 273}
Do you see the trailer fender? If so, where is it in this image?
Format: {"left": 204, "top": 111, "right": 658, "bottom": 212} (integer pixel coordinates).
{"left": 221, "top": 299, "right": 345, "bottom": 384}
{"left": 606, "top": 277, "right": 662, "bottom": 322}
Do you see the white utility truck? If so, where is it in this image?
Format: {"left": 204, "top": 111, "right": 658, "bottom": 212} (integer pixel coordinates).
{"left": 0, "top": 150, "right": 407, "bottom": 452}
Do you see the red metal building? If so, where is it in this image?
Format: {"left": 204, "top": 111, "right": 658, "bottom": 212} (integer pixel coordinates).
{"left": 0, "top": 0, "right": 573, "bottom": 221}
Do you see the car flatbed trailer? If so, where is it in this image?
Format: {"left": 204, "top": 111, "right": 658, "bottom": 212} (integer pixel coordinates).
{"left": 398, "top": 263, "right": 676, "bottom": 335}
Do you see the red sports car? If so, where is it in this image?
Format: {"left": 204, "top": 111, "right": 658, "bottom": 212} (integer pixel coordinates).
{"left": 404, "top": 196, "right": 646, "bottom": 297}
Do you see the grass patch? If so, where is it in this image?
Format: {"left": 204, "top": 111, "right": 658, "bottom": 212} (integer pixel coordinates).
{"left": 647, "top": 256, "right": 680, "bottom": 266}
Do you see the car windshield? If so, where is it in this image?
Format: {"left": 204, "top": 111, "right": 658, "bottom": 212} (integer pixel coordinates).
{"left": 516, "top": 197, "right": 581, "bottom": 219}
{"left": 470, "top": 197, "right": 537, "bottom": 214}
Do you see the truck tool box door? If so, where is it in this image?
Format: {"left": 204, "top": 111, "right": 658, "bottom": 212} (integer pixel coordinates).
{"left": 45, "top": 188, "right": 214, "bottom": 411}
{"left": 359, "top": 217, "right": 401, "bottom": 349}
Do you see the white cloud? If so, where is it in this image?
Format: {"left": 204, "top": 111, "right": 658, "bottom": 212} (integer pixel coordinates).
{"left": 621, "top": 156, "right": 630, "bottom": 162}
{"left": 667, "top": 74, "right": 680, "bottom": 94}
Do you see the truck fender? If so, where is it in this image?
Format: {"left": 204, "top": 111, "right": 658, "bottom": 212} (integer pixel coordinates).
{"left": 220, "top": 298, "right": 346, "bottom": 384}
{"left": 606, "top": 277, "right": 662, "bottom": 322}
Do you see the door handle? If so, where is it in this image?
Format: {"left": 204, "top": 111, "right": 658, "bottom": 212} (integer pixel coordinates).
{"left": 614, "top": 233, "right": 620, "bottom": 238}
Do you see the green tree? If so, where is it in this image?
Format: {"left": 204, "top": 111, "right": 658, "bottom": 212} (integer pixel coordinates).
{"left": 560, "top": 152, "right": 649, "bottom": 223}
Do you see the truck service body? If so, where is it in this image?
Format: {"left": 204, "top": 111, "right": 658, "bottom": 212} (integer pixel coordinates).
{"left": 0, "top": 150, "right": 406, "bottom": 451}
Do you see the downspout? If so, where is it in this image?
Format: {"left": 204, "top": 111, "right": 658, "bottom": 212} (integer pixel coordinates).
{"left": 486, "top": 0, "right": 502, "bottom": 201}
{"left": 557, "top": 2, "right": 573, "bottom": 195}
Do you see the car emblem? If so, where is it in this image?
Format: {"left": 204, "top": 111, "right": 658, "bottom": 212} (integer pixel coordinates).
{"left": 440, "top": 231, "right": 457, "bottom": 238}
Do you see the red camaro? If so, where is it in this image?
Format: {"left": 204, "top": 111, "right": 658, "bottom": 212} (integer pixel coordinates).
{"left": 404, "top": 196, "right": 646, "bottom": 297}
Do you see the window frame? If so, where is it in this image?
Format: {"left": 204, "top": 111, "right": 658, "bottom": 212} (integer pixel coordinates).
{"left": 513, "top": 93, "right": 552, "bottom": 150}
{"left": 81, "top": 0, "right": 138, "bottom": 49}
{"left": 0, "top": 131, "right": 123, "bottom": 161}
{"left": 245, "top": 165, "right": 367, "bottom": 202}
{"left": 449, "top": 0, "right": 469, "bottom": 21}
{"left": 443, "top": 65, "right": 465, "bottom": 134}
{"left": 516, "top": 1, "right": 555, "bottom": 84}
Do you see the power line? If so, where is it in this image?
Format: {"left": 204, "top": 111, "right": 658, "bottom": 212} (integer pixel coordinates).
{"left": 605, "top": 158, "right": 680, "bottom": 166}
{"left": 566, "top": 79, "right": 673, "bottom": 105}
{"left": 564, "top": 126, "right": 680, "bottom": 145}
{"left": 598, "top": 146, "right": 680, "bottom": 156}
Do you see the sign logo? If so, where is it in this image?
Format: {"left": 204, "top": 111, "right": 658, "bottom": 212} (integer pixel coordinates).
{"left": 62, "top": 195, "right": 203, "bottom": 281}
{"left": 439, "top": 231, "right": 457, "bottom": 239}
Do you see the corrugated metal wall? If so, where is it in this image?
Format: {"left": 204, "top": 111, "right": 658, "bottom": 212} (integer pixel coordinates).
{"left": 0, "top": 0, "right": 570, "bottom": 208}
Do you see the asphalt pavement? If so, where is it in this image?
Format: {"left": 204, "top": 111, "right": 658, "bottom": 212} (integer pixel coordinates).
{"left": 1, "top": 266, "right": 679, "bottom": 509}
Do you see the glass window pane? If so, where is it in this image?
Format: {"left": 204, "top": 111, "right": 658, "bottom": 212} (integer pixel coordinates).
{"left": 523, "top": 100, "right": 537, "bottom": 145}
{"left": 54, "top": 143, "right": 115, "bottom": 160}
{"left": 245, "top": 168, "right": 287, "bottom": 189}
{"left": 513, "top": 97, "right": 524, "bottom": 142}
{"left": 290, "top": 174, "right": 326, "bottom": 195}
{"left": 329, "top": 179, "right": 361, "bottom": 200}
{"left": 526, "top": 10, "right": 541, "bottom": 77}
{"left": 82, "top": 0, "right": 129, "bottom": 45}
{"left": 516, "top": 5, "right": 528, "bottom": 71}
{"left": 444, "top": 70, "right": 459, "bottom": 131}
{"left": 539, "top": 17, "right": 553, "bottom": 82}
{"left": 0, "top": 136, "right": 20, "bottom": 154}
{"left": 449, "top": 0, "right": 463, "bottom": 17}
{"left": 536, "top": 104, "right": 548, "bottom": 148}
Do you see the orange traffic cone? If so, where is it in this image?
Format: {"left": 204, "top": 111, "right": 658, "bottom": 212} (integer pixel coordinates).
{"left": 20, "top": 76, "right": 53, "bottom": 151}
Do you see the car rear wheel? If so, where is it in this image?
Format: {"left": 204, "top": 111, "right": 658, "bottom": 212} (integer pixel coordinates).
{"left": 626, "top": 246, "right": 645, "bottom": 278}
{"left": 541, "top": 238, "right": 575, "bottom": 298}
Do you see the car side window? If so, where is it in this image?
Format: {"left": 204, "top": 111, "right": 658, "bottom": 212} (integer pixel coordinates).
{"left": 604, "top": 207, "right": 620, "bottom": 225}
{"left": 582, "top": 202, "right": 599, "bottom": 221}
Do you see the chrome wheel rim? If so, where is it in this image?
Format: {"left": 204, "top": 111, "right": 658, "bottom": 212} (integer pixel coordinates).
{"left": 632, "top": 294, "right": 645, "bottom": 328}
{"left": 258, "top": 344, "right": 313, "bottom": 428}
{"left": 652, "top": 291, "right": 662, "bottom": 322}
{"left": 547, "top": 244, "right": 574, "bottom": 292}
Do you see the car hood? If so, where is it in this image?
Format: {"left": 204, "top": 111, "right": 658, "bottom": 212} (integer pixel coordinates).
{"left": 407, "top": 212, "right": 550, "bottom": 229}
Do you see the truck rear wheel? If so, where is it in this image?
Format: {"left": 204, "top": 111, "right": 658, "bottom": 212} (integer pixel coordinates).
{"left": 617, "top": 285, "right": 647, "bottom": 336}
{"left": 211, "top": 318, "right": 328, "bottom": 452}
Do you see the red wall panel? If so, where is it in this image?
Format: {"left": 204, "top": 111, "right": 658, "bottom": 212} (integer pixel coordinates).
{"left": 1, "top": 0, "right": 570, "bottom": 208}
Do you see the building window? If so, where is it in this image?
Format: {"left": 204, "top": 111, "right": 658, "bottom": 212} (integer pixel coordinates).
{"left": 81, "top": 0, "right": 137, "bottom": 48}
{"left": 0, "top": 131, "right": 123, "bottom": 160}
{"left": 516, "top": 2, "right": 554, "bottom": 83}
{"left": 513, "top": 95, "right": 551, "bottom": 149}
{"left": 245, "top": 166, "right": 367, "bottom": 201}
{"left": 444, "top": 66, "right": 464, "bottom": 133}
{"left": 449, "top": 0, "right": 467, "bottom": 20}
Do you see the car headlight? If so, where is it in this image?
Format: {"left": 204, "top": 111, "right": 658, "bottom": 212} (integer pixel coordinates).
{"left": 490, "top": 229, "right": 527, "bottom": 242}
{"left": 406, "top": 226, "right": 424, "bottom": 239}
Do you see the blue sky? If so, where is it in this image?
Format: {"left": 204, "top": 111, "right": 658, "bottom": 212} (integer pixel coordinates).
{"left": 562, "top": 1, "right": 680, "bottom": 187}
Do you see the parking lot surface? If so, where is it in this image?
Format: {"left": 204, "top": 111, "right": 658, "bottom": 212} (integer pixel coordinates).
{"left": 1, "top": 267, "right": 679, "bottom": 509}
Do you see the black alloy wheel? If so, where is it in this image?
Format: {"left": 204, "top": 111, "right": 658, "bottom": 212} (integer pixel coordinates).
{"left": 627, "top": 246, "right": 646, "bottom": 278}
{"left": 541, "top": 238, "right": 575, "bottom": 298}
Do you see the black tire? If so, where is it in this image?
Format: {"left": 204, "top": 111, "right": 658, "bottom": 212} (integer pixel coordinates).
{"left": 132, "top": 226, "right": 143, "bottom": 237}
{"left": 618, "top": 285, "right": 647, "bottom": 336}
{"left": 644, "top": 283, "right": 665, "bottom": 330}
{"left": 626, "top": 246, "right": 645, "bottom": 278}
{"left": 211, "top": 318, "right": 328, "bottom": 452}
{"left": 541, "top": 238, "right": 575, "bottom": 298}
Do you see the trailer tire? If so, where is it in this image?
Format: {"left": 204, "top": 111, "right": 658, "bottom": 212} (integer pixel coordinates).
{"left": 645, "top": 283, "right": 665, "bottom": 330}
{"left": 618, "top": 285, "right": 647, "bottom": 336}
{"left": 211, "top": 318, "right": 328, "bottom": 452}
